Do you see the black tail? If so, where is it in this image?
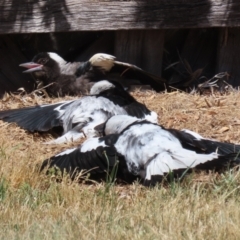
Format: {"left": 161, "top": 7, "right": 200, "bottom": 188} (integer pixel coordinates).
{"left": 195, "top": 153, "right": 240, "bottom": 172}
{"left": 168, "top": 128, "right": 240, "bottom": 162}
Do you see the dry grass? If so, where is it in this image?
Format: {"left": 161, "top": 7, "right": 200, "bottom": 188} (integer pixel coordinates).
{"left": 1, "top": 89, "right": 240, "bottom": 239}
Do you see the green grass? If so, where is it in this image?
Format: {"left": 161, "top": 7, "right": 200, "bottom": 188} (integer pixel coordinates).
{"left": 1, "top": 167, "right": 240, "bottom": 239}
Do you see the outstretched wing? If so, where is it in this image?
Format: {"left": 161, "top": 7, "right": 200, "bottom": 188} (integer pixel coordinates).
{"left": 112, "top": 60, "right": 167, "bottom": 91}
{"left": 41, "top": 146, "right": 118, "bottom": 179}
{"left": 0, "top": 100, "right": 73, "bottom": 132}
{"left": 40, "top": 135, "right": 120, "bottom": 180}
{"left": 76, "top": 53, "right": 167, "bottom": 91}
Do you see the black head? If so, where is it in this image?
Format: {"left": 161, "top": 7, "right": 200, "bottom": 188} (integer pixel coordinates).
{"left": 19, "top": 52, "right": 66, "bottom": 83}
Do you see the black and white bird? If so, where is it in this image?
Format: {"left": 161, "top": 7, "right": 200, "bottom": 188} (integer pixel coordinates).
{"left": 19, "top": 52, "right": 167, "bottom": 97}
{"left": 0, "top": 81, "right": 157, "bottom": 144}
{"left": 41, "top": 115, "right": 240, "bottom": 185}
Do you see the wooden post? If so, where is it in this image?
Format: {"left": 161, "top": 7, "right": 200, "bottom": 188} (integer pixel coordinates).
{"left": 216, "top": 27, "right": 240, "bottom": 87}
{"left": 114, "top": 30, "right": 164, "bottom": 76}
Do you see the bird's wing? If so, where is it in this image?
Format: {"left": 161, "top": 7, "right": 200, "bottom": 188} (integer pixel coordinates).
{"left": 112, "top": 60, "right": 167, "bottom": 91}
{"left": 63, "top": 96, "right": 127, "bottom": 130}
{"left": 40, "top": 135, "right": 120, "bottom": 179}
{"left": 78, "top": 53, "right": 166, "bottom": 91}
{"left": 0, "top": 100, "right": 73, "bottom": 132}
{"left": 123, "top": 102, "right": 158, "bottom": 122}
{"left": 89, "top": 53, "right": 116, "bottom": 72}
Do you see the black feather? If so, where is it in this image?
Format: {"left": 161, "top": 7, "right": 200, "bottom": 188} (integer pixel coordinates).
{"left": 97, "top": 81, "right": 151, "bottom": 118}
{"left": 168, "top": 129, "right": 240, "bottom": 161}
{"left": 41, "top": 146, "right": 118, "bottom": 179}
{"left": 0, "top": 102, "right": 67, "bottom": 132}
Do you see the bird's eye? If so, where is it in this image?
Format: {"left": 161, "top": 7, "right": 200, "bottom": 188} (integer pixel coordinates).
{"left": 38, "top": 58, "right": 48, "bottom": 64}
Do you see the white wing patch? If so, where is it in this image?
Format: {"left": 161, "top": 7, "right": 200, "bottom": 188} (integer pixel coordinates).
{"left": 55, "top": 147, "right": 77, "bottom": 156}
{"left": 80, "top": 137, "right": 107, "bottom": 153}
{"left": 144, "top": 111, "right": 158, "bottom": 124}
{"left": 61, "top": 96, "right": 127, "bottom": 133}
{"left": 48, "top": 52, "right": 66, "bottom": 65}
{"left": 89, "top": 53, "right": 115, "bottom": 72}
{"left": 145, "top": 149, "right": 218, "bottom": 180}
{"left": 181, "top": 129, "right": 204, "bottom": 140}
{"left": 90, "top": 80, "right": 115, "bottom": 95}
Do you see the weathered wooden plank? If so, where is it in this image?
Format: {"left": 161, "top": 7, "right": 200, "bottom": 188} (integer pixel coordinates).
{"left": 1, "top": 1, "right": 240, "bottom": 33}
{"left": 216, "top": 28, "right": 240, "bottom": 87}
{"left": 115, "top": 30, "right": 164, "bottom": 76}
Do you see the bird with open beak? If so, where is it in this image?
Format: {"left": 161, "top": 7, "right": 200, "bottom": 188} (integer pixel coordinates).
{"left": 19, "top": 52, "right": 167, "bottom": 97}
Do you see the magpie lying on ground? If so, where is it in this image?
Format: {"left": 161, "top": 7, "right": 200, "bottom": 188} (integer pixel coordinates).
{"left": 40, "top": 115, "right": 240, "bottom": 185}
{"left": 19, "top": 52, "right": 167, "bottom": 97}
{"left": 0, "top": 81, "right": 157, "bottom": 144}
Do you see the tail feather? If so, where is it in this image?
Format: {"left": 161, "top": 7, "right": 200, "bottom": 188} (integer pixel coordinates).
{"left": 195, "top": 153, "right": 240, "bottom": 171}
{"left": 204, "top": 140, "right": 240, "bottom": 157}
{"left": 168, "top": 128, "right": 240, "bottom": 161}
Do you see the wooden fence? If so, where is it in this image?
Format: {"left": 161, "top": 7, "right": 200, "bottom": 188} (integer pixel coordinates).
{"left": 1, "top": 0, "right": 240, "bottom": 96}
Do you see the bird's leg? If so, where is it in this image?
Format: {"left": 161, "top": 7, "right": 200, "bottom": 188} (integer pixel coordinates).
{"left": 44, "top": 131, "right": 85, "bottom": 144}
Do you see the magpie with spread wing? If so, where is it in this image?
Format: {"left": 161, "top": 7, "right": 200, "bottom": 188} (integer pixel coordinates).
{"left": 0, "top": 81, "right": 157, "bottom": 144}
{"left": 41, "top": 115, "right": 240, "bottom": 185}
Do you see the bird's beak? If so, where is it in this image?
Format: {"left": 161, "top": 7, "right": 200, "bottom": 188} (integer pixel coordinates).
{"left": 19, "top": 62, "right": 43, "bottom": 73}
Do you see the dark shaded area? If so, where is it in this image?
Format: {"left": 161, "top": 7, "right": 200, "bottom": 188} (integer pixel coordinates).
{"left": 226, "top": 0, "right": 240, "bottom": 26}
{"left": 14, "top": 31, "right": 113, "bottom": 62}
{"left": 40, "top": 0, "right": 71, "bottom": 32}
{"left": 216, "top": 0, "right": 240, "bottom": 86}
{"left": 115, "top": 30, "right": 164, "bottom": 76}
{"left": 134, "top": 0, "right": 215, "bottom": 89}
{"left": 0, "top": 35, "right": 34, "bottom": 97}
{"left": 0, "top": 0, "right": 40, "bottom": 32}
{"left": 163, "top": 28, "right": 219, "bottom": 89}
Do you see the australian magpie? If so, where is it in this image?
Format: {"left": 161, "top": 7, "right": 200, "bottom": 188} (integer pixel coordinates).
{"left": 40, "top": 115, "right": 240, "bottom": 185}
{"left": 0, "top": 81, "right": 157, "bottom": 144}
{"left": 19, "top": 52, "right": 167, "bottom": 97}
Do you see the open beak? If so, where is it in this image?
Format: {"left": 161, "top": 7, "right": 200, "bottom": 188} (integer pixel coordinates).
{"left": 19, "top": 62, "right": 43, "bottom": 73}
